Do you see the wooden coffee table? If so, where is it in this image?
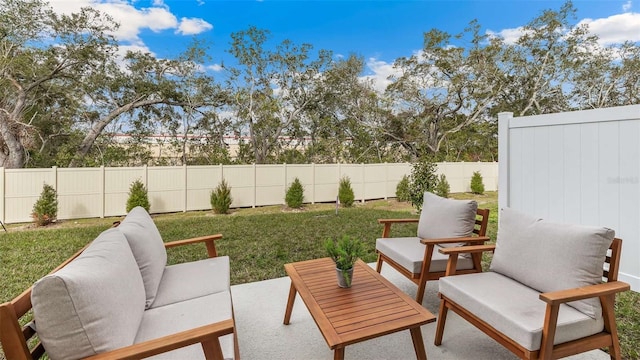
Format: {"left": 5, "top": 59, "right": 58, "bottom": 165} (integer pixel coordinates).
{"left": 283, "top": 258, "right": 435, "bottom": 360}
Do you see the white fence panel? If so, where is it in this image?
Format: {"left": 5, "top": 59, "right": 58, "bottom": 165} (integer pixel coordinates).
{"left": 5, "top": 168, "right": 56, "bottom": 223}
{"left": 57, "top": 168, "right": 102, "bottom": 220}
{"left": 364, "top": 164, "right": 388, "bottom": 200}
{"left": 499, "top": 105, "right": 640, "bottom": 292}
{"left": 186, "top": 165, "right": 222, "bottom": 211}
{"left": 314, "top": 164, "right": 340, "bottom": 203}
{"left": 148, "top": 166, "right": 185, "bottom": 213}
{"left": 256, "top": 165, "right": 286, "bottom": 206}
{"left": 224, "top": 165, "right": 255, "bottom": 208}
{"left": 104, "top": 167, "right": 146, "bottom": 216}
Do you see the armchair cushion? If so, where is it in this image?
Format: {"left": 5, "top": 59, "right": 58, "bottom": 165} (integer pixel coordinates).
{"left": 118, "top": 206, "right": 168, "bottom": 308}
{"left": 418, "top": 192, "right": 478, "bottom": 248}
{"left": 490, "top": 207, "right": 614, "bottom": 319}
{"left": 439, "top": 272, "right": 604, "bottom": 351}
{"left": 31, "top": 228, "right": 146, "bottom": 360}
{"left": 376, "top": 237, "right": 474, "bottom": 274}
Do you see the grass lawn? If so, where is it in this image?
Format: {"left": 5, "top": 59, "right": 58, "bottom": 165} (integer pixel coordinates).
{"left": 0, "top": 191, "right": 638, "bottom": 359}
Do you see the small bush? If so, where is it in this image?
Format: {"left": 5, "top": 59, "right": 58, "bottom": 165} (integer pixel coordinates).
{"left": 338, "top": 176, "right": 355, "bottom": 207}
{"left": 470, "top": 171, "right": 485, "bottom": 194}
{"left": 408, "top": 157, "right": 438, "bottom": 210}
{"left": 285, "top": 177, "right": 304, "bottom": 208}
{"left": 210, "top": 179, "right": 233, "bottom": 214}
{"left": 126, "top": 179, "right": 150, "bottom": 212}
{"left": 395, "top": 175, "right": 410, "bottom": 202}
{"left": 434, "top": 174, "right": 450, "bottom": 198}
{"left": 32, "top": 184, "right": 58, "bottom": 226}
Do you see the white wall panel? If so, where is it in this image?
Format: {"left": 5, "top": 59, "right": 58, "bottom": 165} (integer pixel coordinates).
{"left": 186, "top": 166, "right": 222, "bottom": 211}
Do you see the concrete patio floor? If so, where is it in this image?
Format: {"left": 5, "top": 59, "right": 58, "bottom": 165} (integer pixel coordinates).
{"left": 230, "top": 263, "right": 610, "bottom": 360}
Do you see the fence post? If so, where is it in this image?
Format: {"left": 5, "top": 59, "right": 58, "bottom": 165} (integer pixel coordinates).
{"left": 183, "top": 164, "right": 187, "bottom": 212}
{"left": 384, "top": 162, "right": 388, "bottom": 200}
{"left": 361, "top": 163, "right": 365, "bottom": 203}
{"left": 253, "top": 163, "right": 256, "bottom": 208}
{"left": 283, "top": 163, "right": 287, "bottom": 205}
{"left": 0, "top": 167, "right": 5, "bottom": 225}
{"left": 100, "top": 166, "right": 105, "bottom": 218}
{"left": 311, "top": 163, "right": 316, "bottom": 204}
{"left": 498, "top": 112, "right": 513, "bottom": 210}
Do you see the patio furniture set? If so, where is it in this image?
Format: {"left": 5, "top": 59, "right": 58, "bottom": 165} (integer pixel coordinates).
{"left": 0, "top": 193, "right": 631, "bottom": 359}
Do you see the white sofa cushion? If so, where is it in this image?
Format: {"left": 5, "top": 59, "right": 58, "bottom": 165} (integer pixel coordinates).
{"left": 151, "top": 256, "right": 231, "bottom": 308}
{"left": 439, "top": 272, "right": 604, "bottom": 351}
{"left": 375, "top": 237, "right": 474, "bottom": 274}
{"left": 31, "top": 228, "right": 146, "bottom": 360}
{"left": 417, "top": 192, "right": 478, "bottom": 248}
{"left": 118, "top": 206, "right": 168, "bottom": 308}
{"left": 490, "top": 207, "right": 614, "bottom": 319}
{"left": 136, "top": 291, "right": 235, "bottom": 359}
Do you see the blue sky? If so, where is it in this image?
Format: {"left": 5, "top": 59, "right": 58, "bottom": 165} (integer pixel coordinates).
{"left": 49, "top": 0, "right": 640, "bottom": 89}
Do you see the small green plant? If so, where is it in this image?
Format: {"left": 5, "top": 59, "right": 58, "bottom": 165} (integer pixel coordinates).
{"left": 32, "top": 184, "right": 58, "bottom": 226}
{"left": 395, "top": 175, "right": 410, "bottom": 202}
{"left": 126, "top": 179, "right": 150, "bottom": 212}
{"left": 408, "top": 157, "right": 438, "bottom": 210}
{"left": 470, "top": 171, "right": 485, "bottom": 195}
{"left": 210, "top": 179, "right": 233, "bottom": 214}
{"left": 285, "top": 177, "right": 304, "bottom": 208}
{"left": 338, "top": 176, "right": 355, "bottom": 207}
{"left": 434, "top": 174, "right": 450, "bottom": 198}
{"left": 324, "top": 235, "right": 364, "bottom": 287}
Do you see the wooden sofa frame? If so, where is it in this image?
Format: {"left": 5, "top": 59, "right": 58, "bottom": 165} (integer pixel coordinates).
{"left": 0, "top": 234, "right": 238, "bottom": 360}
{"left": 434, "top": 237, "right": 630, "bottom": 360}
{"left": 375, "top": 208, "right": 490, "bottom": 303}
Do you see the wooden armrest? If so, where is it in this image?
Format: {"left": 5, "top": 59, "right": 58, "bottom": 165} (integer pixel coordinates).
{"left": 539, "top": 281, "right": 631, "bottom": 305}
{"left": 421, "top": 236, "right": 490, "bottom": 246}
{"left": 164, "top": 234, "right": 223, "bottom": 258}
{"left": 438, "top": 244, "right": 496, "bottom": 255}
{"left": 84, "top": 319, "right": 234, "bottom": 360}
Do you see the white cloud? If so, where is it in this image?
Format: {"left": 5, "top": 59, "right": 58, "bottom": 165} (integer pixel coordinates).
{"left": 207, "top": 64, "right": 223, "bottom": 72}
{"left": 579, "top": 13, "right": 640, "bottom": 45}
{"left": 360, "top": 58, "right": 400, "bottom": 93}
{"left": 176, "top": 17, "right": 213, "bottom": 35}
{"left": 486, "top": 27, "right": 527, "bottom": 45}
{"left": 623, "top": 1, "right": 633, "bottom": 12}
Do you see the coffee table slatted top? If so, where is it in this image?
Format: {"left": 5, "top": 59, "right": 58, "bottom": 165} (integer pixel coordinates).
{"left": 284, "top": 258, "right": 435, "bottom": 350}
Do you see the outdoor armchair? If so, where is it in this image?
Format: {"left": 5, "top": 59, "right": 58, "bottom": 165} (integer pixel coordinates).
{"left": 375, "top": 191, "right": 490, "bottom": 304}
{"left": 434, "top": 207, "right": 630, "bottom": 360}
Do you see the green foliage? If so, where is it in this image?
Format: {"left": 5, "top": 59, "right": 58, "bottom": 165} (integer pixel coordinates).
{"left": 408, "top": 158, "right": 438, "bottom": 210}
{"left": 338, "top": 176, "right": 355, "bottom": 207}
{"left": 126, "top": 179, "right": 150, "bottom": 212}
{"left": 31, "top": 184, "right": 58, "bottom": 226}
{"left": 324, "top": 235, "right": 364, "bottom": 287}
{"left": 285, "top": 177, "right": 304, "bottom": 208}
{"left": 434, "top": 174, "right": 450, "bottom": 198}
{"left": 210, "top": 179, "right": 233, "bottom": 214}
{"left": 395, "top": 175, "right": 411, "bottom": 202}
{"left": 470, "top": 171, "right": 485, "bottom": 194}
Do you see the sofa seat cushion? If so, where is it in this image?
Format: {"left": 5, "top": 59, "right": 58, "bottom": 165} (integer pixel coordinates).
{"left": 490, "top": 207, "right": 614, "bottom": 319}
{"left": 118, "top": 206, "right": 168, "bottom": 308}
{"left": 439, "top": 272, "right": 604, "bottom": 351}
{"left": 135, "top": 291, "right": 235, "bottom": 360}
{"left": 32, "top": 228, "right": 146, "bottom": 360}
{"left": 376, "top": 237, "right": 474, "bottom": 274}
{"left": 150, "top": 256, "right": 230, "bottom": 308}
{"left": 418, "top": 192, "right": 478, "bottom": 248}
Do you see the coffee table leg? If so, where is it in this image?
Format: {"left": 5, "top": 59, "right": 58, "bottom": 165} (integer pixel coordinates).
{"left": 283, "top": 281, "right": 297, "bottom": 325}
{"left": 333, "top": 347, "right": 345, "bottom": 360}
{"left": 410, "top": 327, "right": 427, "bottom": 360}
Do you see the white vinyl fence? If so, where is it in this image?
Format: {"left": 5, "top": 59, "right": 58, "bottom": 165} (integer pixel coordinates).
{"left": 498, "top": 104, "right": 640, "bottom": 292}
{"left": 0, "top": 162, "right": 497, "bottom": 224}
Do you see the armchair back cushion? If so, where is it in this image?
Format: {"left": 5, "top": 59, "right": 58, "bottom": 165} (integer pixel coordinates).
{"left": 490, "top": 207, "right": 614, "bottom": 319}
{"left": 118, "top": 206, "right": 167, "bottom": 308}
{"left": 31, "top": 228, "right": 146, "bottom": 360}
{"left": 418, "top": 192, "right": 478, "bottom": 247}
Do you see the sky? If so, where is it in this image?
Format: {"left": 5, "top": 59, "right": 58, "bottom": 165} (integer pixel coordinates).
{"left": 48, "top": 0, "right": 640, "bottom": 91}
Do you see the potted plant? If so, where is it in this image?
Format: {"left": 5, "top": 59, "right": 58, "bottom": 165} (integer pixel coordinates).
{"left": 324, "top": 235, "right": 364, "bottom": 288}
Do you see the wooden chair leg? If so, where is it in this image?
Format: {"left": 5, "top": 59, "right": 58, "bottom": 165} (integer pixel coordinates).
{"left": 434, "top": 298, "right": 449, "bottom": 346}
{"left": 539, "top": 303, "right": 560, "bottom": 360}
{"left": 601, "top": 294, "right": 622, "bottom": 360}
{"left": 416, "top": 275, "right": 428, "bottom": 304}
{"left": 375, "top": 253, "right": 383, "bottom": 273}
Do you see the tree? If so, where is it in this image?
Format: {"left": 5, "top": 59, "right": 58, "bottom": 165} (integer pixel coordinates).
{"left": 386, "top": 20, "right": 506, "bottom": 158}
{"left": 225, "top": 26, "right": 333, "bottom": 164}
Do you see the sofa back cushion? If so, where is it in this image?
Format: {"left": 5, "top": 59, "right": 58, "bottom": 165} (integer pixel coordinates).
{"left": 31, "top": 228, "right": 146, "bottom": 360}
{"left": 418, "top": 191, "right": 478, "bottom": 247}
{"left": 490, "top": 207, "right": 614, "bottom": 319}
{"left": 117, "top": 206, "right": 167, "bottom": 308}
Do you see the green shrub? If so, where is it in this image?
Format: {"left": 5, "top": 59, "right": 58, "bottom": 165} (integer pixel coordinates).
{"left": 470, "top": 171, "right": 485, "bottom": 194}
{"left": 32, "top": 184, "right": 58, "bottom": 226}
{"left": 408, "top": 157, "right": 438, "bottom": 210}
{"left": 210, "top": 179, "right": 233, "bottom": 214}
{"left": 434, "top": 174, "right": 450, "bottom": 198}
{"left": 126, "top": 179, "right": 150, "bottom": 212}
{"left": 285, "top": 177, "right": 304, "bottom": 208}
{"left": 395, "top": 175, "right": 410, "bottom": 202}
{"left": 338, "top": 176, "right": 355, "bottom": 207}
